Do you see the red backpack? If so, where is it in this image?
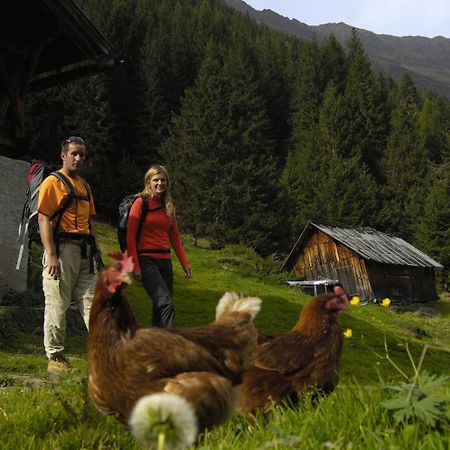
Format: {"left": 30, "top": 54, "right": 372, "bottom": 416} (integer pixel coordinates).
{"left": 16, "top": 160, "right": 90, "bottom": 270}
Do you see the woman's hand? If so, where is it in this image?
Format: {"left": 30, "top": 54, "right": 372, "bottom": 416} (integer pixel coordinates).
{"left": 184, "top": 267, "right": 192, "bottom": 278}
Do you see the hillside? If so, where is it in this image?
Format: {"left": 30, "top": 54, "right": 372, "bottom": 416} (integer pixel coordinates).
{"left": 224, "top": 0, "right": 450, "bottom": 98}
{"left": 1, "top": 223, "right": 449, "bottom": 448}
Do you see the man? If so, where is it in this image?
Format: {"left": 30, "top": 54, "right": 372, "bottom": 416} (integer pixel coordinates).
{"left": 38, "top": 136, "right": 99, "bottom": 373}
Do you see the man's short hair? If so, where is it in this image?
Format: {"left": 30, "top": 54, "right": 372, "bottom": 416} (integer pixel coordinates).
{"left": 61, "top": 136, "right": 85, "bottom": 152}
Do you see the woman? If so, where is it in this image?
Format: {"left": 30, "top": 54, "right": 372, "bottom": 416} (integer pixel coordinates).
{"left": 127, "top": 165, "right": 192, "bottom": 328}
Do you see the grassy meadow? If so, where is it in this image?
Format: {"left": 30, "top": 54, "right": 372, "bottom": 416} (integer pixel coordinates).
{"left": 0, "top": 221, "right": 449, "bottom": 449}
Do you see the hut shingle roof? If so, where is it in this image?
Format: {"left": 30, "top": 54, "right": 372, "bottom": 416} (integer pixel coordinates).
{"left": 281, "top": 222, "right": 443, "bottom": 271}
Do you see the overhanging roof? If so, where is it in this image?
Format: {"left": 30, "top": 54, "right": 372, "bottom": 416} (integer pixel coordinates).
{"left": 0, "top": 0, "right": 118, "bottom": 91}
{"left": 281, "top": 222, "right": 443, "bottom": 271}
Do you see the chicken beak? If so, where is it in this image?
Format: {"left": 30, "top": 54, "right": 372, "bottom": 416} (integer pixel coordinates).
{"left": 119, "top": 272, "right": 132, "bottom": 285}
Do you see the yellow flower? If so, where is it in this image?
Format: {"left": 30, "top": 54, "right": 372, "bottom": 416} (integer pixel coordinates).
{"left": 343, "top": 329, "right": 353, "bottom": 338}
{"left": 381, "top": 298, "right": 391, "bottom": 307}
{"left": 350, "top": 296, "right": 360, "bottom": 305}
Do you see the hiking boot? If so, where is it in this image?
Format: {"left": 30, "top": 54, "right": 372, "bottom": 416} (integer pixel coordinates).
{"left": 48, "top": 354, "right": 73, "bottom": 373}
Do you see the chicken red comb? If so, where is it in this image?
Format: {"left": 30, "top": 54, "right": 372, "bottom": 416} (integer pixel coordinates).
{"left": 103, "top": 251, "right": 134, "bottom": 294}
{"left": 108, "top": 251, "right": 134, "bottom": 274}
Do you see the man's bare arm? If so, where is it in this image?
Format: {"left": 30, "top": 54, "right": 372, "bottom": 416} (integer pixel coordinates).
{"left": 38, "top": 213, "right": 60, "bottom": 278}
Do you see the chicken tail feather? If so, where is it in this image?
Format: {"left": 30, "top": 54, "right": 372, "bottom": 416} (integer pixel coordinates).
{"left": 215, "top": 292, "right": 262, "bottom": 321}
{"left": 165, "top": 372, "right": 237, "bottom": 432}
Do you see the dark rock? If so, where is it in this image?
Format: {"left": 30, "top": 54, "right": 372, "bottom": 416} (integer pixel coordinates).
{"left": 418, "top": 307, "right": 439, "bottom": 318}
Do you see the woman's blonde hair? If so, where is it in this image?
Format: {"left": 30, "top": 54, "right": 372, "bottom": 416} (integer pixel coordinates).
{"left": 140, "top": 165, "right": 175, "bottom": 218}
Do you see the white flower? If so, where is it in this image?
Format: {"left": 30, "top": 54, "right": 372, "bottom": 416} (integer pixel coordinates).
{"left": 129, "top": 393, "right": 198, "bottom": 450}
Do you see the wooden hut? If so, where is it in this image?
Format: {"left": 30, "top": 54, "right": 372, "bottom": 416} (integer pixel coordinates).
{"left": 281, "top": 222, "right": 443, "bottom": 303}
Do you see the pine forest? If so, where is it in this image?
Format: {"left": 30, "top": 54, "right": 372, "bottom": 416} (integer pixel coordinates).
{"left": 25, "top": 0, "right": 450, "bottom": 284}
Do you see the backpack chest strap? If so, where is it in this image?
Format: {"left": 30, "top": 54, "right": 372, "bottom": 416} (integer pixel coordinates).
{"left": 50, "top": 171, "right": 91, "bottom": 202}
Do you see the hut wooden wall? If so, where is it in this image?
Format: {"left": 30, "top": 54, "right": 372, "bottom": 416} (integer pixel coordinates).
{"left": 366, "top": 263, "right": 438, "bottom": 303}
{"left": 292, "top": 230, "right": 373, "bottom": 298}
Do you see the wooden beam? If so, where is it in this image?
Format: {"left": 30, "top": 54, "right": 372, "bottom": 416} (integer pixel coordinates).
{"left": 29, "top": 58, "right": 117, "bottom": 92}
{"left": 21, "top": 42, "right": 46, "bottom": 96}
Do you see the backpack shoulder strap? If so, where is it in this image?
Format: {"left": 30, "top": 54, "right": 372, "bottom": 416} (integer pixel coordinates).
{"left": 47, "top": 172, "right": 88, "bottom": 235}
{"left": 135, "top": 196, "right": 166, "bottom": 247}
{"left": 136, "top": 195, "right": 148, "bottom": 244}
{"left": 50, "top": 171, "right": 75, "bottom": 194}
{"left": 51, "top": 171, "right": 91, "bottom": 200}
{"left": 79, "top": 176, "right": 91, "bottom": 202}
{"left": 47, "top": 172, "right": 75, "bottom": 221}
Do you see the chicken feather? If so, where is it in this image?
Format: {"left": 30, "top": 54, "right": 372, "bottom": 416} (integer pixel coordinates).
{"left": 87, "top": 255, "right": 261, "bottom": 441}
{"left": 238, "top": 286, "right": 348, "bottom": 415}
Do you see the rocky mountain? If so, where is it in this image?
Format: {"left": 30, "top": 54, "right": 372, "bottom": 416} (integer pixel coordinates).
{"left": 224, "top": 0, "right": 450, "bottom": 98}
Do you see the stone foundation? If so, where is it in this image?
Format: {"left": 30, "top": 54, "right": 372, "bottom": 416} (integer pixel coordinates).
{"left": 0, "top": 155, "right": 30, "bottom": 300}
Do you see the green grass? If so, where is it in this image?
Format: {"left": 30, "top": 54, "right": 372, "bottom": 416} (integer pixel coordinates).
{"left": 1, "top": 221, "right": 449, "bottom": 449}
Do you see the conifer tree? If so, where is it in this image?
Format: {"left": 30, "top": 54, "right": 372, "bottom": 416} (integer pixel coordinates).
{"left": 415, "top": 173, "right": 450, "bottom": 284}
{"left": 162, "top": 41, "right": 286, "bottom": 254}
{"left": 418, "top": 94, "right": 449, "bottom": 165}
{"left": 285, "top": 80, "right": 380, "bottom": 230}
{"left": 319, "top": 81, "right": 381, "bottom": 226}
{"left": 252, "top": 31, "right": 296, "bottom": 165}
{"left": 25, "top": 87, "right": 68, "bottom": 162}
{"left": 77, "top": 0, "right": 156, "bottom": 215}
{"left": 340, "top": 30, "right": 388, "bottom": 180}
{"left": 282, "top": 40, "right": 325, "bottom": 234}
{"left": 380, "top": 75, "right": 427, "bottom": 240}
{"left": 319, "top": 34, "right": 347, "bottom": 93}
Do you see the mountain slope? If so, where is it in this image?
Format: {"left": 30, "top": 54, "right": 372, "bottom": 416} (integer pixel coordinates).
{"left": 224, "top": 0, "right": 450, "bottom": 98}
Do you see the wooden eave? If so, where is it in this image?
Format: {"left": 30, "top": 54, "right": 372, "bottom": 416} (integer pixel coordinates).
{"left": 0, "top": 0, "right": 118, "bottom": 93}
{"left": 280, "top": 222, "right": 315, "bottom": 272}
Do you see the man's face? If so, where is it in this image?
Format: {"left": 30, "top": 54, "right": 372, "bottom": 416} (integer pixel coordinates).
{"left": 61, "top": 143, "right": 86, "bottom": 173}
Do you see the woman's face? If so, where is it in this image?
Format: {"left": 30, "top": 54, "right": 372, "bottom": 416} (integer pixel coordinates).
{"left": 150, "top": 172, "right": 167, "bottom": 197}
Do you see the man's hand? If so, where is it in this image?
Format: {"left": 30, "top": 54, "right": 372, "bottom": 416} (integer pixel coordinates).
{"left": 184, "top": 267, "right": 192, "bottom": 278}
{"left": 47, "top": 253, "right": 61, "bottom": 279}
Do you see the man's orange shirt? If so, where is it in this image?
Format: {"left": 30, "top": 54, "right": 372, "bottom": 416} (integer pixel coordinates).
{"left": 37, "top": 171, "right": 95, "bottom": 235}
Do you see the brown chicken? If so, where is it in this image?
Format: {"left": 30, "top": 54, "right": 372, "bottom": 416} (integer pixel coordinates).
{"left": 87, "top": 252, "right": 261, "bottom": 443}
{"left": 238, "top": 286, "right": 348, "bottom": 415}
